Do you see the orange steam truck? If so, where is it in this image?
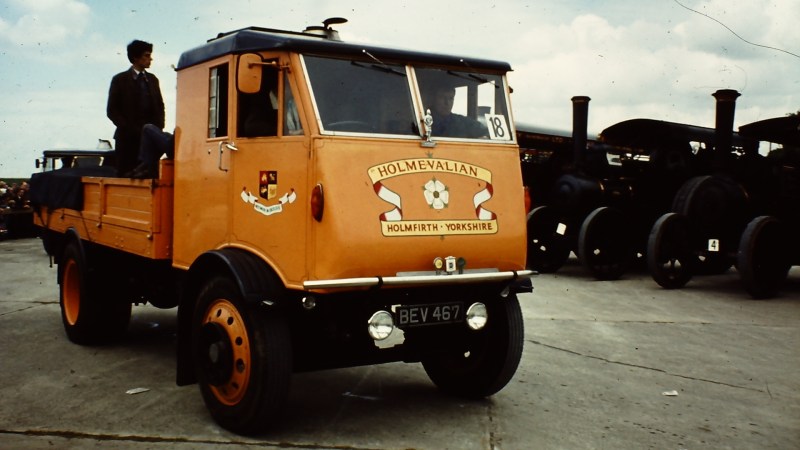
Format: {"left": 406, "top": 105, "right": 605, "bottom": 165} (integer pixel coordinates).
{"left": 29, "top": 19, "right": 534, "bottom": 434}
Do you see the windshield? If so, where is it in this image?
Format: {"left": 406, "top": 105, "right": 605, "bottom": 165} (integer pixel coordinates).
{"left": 416, "top": 67, "right": 512, "bottom": 141}
{"left": 302, "top": 54, "right": 514, "bottom": 142}
{"left": 303, "top": 55, "right": 419, "bottom": 136}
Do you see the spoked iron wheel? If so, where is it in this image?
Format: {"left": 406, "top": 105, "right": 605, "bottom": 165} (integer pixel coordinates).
{"left": 673, "top": 175, "right": 745, "bottom": 275}
{"left": 647, "top": 212, "right": 694, "bottom": 289}
{"left": 577, "top": 207, "right": 634, "bottom": 280}
{"left": 737, "top": 216, "right": 791, "bottom": 299}
{"left": 526, "top": 205, "right": 571, "bottom": 273}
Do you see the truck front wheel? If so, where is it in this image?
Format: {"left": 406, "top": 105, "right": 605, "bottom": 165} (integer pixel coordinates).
{"left": 59, "top": 241, "right": 131, "bottom": 345}
{"left": 193, "top": 276, "right": 291, "bottom": 435}
{"left": 422, "top": 294, "right": 524, "bottom": 398}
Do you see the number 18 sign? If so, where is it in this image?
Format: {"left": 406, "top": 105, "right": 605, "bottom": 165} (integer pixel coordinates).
{"left": 484, "top": 114, "right": 511, "bottom": 141}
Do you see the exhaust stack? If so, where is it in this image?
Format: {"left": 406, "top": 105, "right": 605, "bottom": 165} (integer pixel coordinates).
{"left": 712, "top": 89, "right": 740, "bottom": 171}
{"left": 571, "top": 96, "right": 591, "bottom": 171}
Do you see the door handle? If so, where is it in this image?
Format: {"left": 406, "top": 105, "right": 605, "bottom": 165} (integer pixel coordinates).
{"left": 218, "top": 141, "right": 238, "bottom": 172}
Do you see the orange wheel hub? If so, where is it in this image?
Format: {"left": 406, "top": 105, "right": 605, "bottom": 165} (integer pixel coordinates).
{"left": 62, "top": 259, "right": 80, "bottom": 325}
{"left": 202, "top": 299, "right": 251, "bottom": 406}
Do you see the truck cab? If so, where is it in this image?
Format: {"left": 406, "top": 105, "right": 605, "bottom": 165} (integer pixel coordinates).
{"left": 32, "top": 20, "right": 533, "bottom": 434}
{"left": 171, "top": 22, "right": 527, "bottom": 284}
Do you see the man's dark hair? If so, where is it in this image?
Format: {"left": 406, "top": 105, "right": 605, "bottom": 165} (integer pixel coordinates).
{"left": 127, "top": 40, "right": 153, "bottom": 63}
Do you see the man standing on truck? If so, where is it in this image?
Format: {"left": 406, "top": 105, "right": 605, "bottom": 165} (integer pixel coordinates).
{"left": 107, "top": 39, "right": 165, "bottom": 177}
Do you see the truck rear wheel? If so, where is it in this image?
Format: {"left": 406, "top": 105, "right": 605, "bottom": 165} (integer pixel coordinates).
{"left": 193, "top": 276, "right": 291, "bottom": 435}
{"left": 422, "top": 294, "right": 523, "bottom": 398}
{"left": 59, "top": 241, "right": 131, "bottom": 345}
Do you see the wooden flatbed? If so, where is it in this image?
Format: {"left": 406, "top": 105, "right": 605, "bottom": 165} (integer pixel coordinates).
{"left": 33, "top": 161, "right": 174, "bottom": 259}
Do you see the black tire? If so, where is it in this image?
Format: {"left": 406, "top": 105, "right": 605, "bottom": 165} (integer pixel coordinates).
{"left": 422, "top": 294, "right": 524, "bottom": 398}
{"left": 526, "top": 205, "right": 571, "bottom": 273}
{"left": 193, "top": 276, "right": 292, "bottom": 435}
{"left": 577, "top": 207, "right": 634, "bottom": 280}
{"left": 647, "top": 212, "right": 694, "bottom": 289}
{"left": 59, "top": 240, "right": 131, "bottom": 345}
{"left": 737, "top": 216, "right": 791, "bottom": 299}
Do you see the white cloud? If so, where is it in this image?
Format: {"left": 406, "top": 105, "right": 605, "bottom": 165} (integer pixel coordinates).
{"left": 507, "top": 1, "right": 800, "bottom": 134}
{"left": 674, "top": 0, "right": 800, "bottom": 61}
{"left": 0, "top": 0, "right": 91, "bottom": 47}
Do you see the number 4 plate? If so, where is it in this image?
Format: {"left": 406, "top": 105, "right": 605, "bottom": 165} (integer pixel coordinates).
{"left": 395, "top": 303, "right": 462, "bottom": 328}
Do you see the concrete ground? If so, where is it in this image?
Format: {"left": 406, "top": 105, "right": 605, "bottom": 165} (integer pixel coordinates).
{"left": 1, "top": 237, "right": 798, "bottom": 449}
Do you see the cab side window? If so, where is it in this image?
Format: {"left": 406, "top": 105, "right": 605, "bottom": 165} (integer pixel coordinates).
{"left": 283, "top": 72, "right": 303, "bottom": 136}
{"left": 208, "top": 64, "right": 229, "bottom": 138}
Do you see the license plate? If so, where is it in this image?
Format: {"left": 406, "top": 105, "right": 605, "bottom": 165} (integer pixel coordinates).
{"left": 395, "top": 303, "right": 462, "bottom": 327}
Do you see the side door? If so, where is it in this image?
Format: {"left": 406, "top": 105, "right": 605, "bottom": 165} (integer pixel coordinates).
{"left": 229, "top": 53, "right": 310, "bottom": 288}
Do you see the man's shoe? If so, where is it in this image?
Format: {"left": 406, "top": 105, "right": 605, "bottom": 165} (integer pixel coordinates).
{"left": 132, "top": 166, "right": 157, "bottom": 179}
{"left": 125, "top": 163, "right": 148, "bottom": 178}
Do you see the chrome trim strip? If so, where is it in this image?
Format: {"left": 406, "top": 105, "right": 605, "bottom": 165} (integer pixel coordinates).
{"left": 303, "top": 270, "right": 535, "bottom": 290}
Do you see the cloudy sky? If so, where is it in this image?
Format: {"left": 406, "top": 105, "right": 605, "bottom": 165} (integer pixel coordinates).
{"left": 1, "top": 0, "right": 798, "bottom": 177}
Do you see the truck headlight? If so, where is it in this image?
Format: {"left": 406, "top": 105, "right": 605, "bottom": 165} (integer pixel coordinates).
{"left": 466, "top": 302, "right": 488, "bottom": 330}
{"left": 367, "top": 310, "right": 394, "bottom": 340}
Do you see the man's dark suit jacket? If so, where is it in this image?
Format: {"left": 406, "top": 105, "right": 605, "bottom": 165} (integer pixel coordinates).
{"left": 106, "top": 68, "right": 165, "bottom": 141}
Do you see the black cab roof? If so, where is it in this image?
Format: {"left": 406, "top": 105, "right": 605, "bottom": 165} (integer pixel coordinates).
{"left": 176, "top": 26, "right": 512, "bottom": 72}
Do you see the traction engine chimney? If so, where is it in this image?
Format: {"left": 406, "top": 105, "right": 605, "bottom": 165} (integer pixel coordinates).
{"left": 571, "top": 96, "right": 591, "bottom": 172}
